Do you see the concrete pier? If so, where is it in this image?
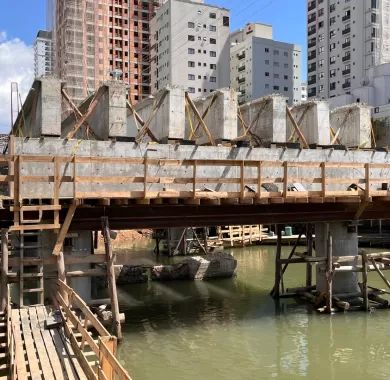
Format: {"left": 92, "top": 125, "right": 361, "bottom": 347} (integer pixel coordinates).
{"left": 191, "top": 88, "right": 238, "bottom": 144}
{"left": 330, "top": 104, "right": 372, "bottom": 148}
{"left": 127, "top": 85, "right": 186, "bottom": 141}
{"left": 239, "top": 94, "right": 287, "bottom": 144}
{"left": 289, "top": 101, "right": 330, "bottom": 145}
{"left": 315, "top": 223, "right": 360, "bottom": 295}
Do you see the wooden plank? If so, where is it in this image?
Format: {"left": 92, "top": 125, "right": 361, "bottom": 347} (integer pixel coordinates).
{"left": 99, "top": 337, "right": 130, "bottom": 380}
{"left": 9, "top": 254, "right": 106, "bottom": 267}
{"left": 28, "top": 307, "right": 55, "bottom": 379}
{"left": 11, "top": 309, "right": 28, "bottom": 380}
{"left": 19, "top": 308, "right": 41, "bottom": 379}
{"left": 9, "top": 224, "right": 61, "bottom": 232}
{"left": 39, "top": 307, "right": 83, "bottom": 380}
{"left": 52, "top": 202, "right": 78, "bottom": 256}
{"left": 33, "top": 306, "right": 65, "bottom": 380}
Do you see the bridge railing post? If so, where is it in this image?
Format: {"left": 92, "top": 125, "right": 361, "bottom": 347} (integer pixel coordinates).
{"left": 283, "top": 161, "right": 288, "bottom": 199}
{"left": 1, "top": 229, "right": 8, "bottom": 313}
{"left": 365, "top": 163, "right": 370, "bottom": 201}
{"left": 321, "top": 162, "right": 326, "bottom": 198}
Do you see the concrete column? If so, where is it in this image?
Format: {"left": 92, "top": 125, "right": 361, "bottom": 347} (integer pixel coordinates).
{"left": 330, "top": 104, "right": 372, "bottom": 148}
{"left": 239, "top": 95, "right": 288, "bottom": 144}
{"left": 289, "top": 100, "right": 330, "bottom": 145}
{"left": 315, "top": 222, "right": 360, "bottom": 294}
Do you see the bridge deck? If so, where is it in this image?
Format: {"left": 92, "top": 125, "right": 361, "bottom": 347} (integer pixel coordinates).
{"left": 12, "top": 306, "right": 86, "bottom": 380}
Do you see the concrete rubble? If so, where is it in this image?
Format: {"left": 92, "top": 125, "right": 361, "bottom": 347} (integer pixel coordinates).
{"left": 151, "top": 252, "right": 237, "bottom": 281}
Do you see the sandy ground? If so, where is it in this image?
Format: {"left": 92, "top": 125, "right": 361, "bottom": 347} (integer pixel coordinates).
{"left": 98, "top": 229, "right": 153, "bottom": 244}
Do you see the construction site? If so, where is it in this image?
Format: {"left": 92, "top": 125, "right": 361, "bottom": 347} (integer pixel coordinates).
{"left": 1, "top": 75, "right": 390, "bottom": 378}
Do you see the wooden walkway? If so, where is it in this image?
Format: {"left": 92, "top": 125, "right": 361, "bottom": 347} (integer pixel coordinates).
{"left": 11, "top": 305, "right": 86, "bottom": 380}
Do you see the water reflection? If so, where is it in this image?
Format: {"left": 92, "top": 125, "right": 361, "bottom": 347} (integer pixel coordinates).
{"left": 115, "top": 245, "right": 390, "bottom": 380}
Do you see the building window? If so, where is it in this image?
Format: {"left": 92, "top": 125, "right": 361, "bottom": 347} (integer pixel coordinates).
{"left": 188, "top": 74, "right": 195, "bottom": 80}
{"left": 265, "top": 48, "right": 269, "bottom": 53}
{"left": 188, "top": 22, "right": 195, "bottom": 28}
{"left": 223, "top": 16, "right": 230, "bottom": 26}
{"left": 210, "top": 51, "right": 216, "bottom": 57}
{"left": 273, "top": 85, "right": 279, "bottom": 90}
{"left": 188, "top": 61, "right": 195, "bottom": 67}
{"left": 188, "top": 35, "right": 195, "bottom": 41}
{"left": 188, "top": 87, "right": 195, "bottom": 93}
{"left": 210, "top": 76, "right": 216, "bottom": 82}
{"left": 209, "top": 12, "right": 216, "bottom": 19}
{"left": 265, "top": 60, "right": 270, "bottom": 65}
{"left": 188, "top": 48, "right": 195, "bottom": 54}
{"left": 284, "top": 87, "right": 288, "bottom": 91}
{"left": 210, "top": 63, "right": 216, "bottom": 69}
{"left": 210, "top": 38, "right": 216, "bottom": 44}
{"left": 210, "top": 25, "right": 216, "bottom": 31}
{"left": 265, "top": 72, "right": 270, "bottom": 76}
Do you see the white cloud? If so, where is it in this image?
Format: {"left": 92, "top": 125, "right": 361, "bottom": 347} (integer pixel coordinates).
{"left": 0, "top": 32, "right": 34, "bottom": 133}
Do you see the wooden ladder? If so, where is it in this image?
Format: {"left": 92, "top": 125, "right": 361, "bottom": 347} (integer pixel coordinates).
{"left": 10, "top": 202, "right": 61, "bottom": 307}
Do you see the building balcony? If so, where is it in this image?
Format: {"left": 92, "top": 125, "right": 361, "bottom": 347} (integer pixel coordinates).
{"left": 237, "top": 51, "right": 245, "bottom": 60}
{"left": 342, "top": 68, "right": 351, "bottom": 75}
{"left": 308, "top": 15, "right": 316, "bottom": 24}
{"left": 342, "top": 27, "right": 351, "bottom": 35}
{"left": 308, "top": 28, "right": 316, "bottom": 36}
{"left": 308, "top": 40, "right": 316, "bottom": 49}
{"left": 308, "top": 2, "right": 316, "bottom": 12}
{"left": 342, "top": 81, "right": 351, "bottom": 89}
{"left": 238, "top": 64, "right": 246, "bottom": 72}
{"left": 308, "top": 65, "right": 316, "bottom": 73}
{"left": 308, "top": 88, "right": 317, "bottom": 97}
{"left": 308, "top": 78, "right": 316, "bottom": 85}
{"left": 342, "top": 14, "right": 351, "bottom": 22}
{"left": 342, "top": 54, "right": 351, "bottom": 62}
{"left": 308, "top": 51, "right": 316, "bottom": 60}
{"left": 237, "top": 76, "right": 246, "bottom": 83}
{"left": 342, "top": 41, "right": 351, "bottom": 49}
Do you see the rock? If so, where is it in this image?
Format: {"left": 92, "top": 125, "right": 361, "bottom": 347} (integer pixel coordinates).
{"left": 151, "top": 252, "right": 237, "bottom": 281}
{"left": 115, "top": 265, "right": 148, "bottom": 284}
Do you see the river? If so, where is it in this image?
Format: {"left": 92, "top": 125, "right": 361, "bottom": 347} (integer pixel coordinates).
{"left": 114, "top": 244, "right": 390, "bottom": 380}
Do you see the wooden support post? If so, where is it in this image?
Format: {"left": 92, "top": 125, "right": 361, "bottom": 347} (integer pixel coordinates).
{"left": 52, "top": 202, "right": 78, "bottom": 256}
{"left": 192, "top": 160, "right": 197, "bottom": 199}
{"left": 101, "top": 217, "right": 122, "bottom": 340}
{"left": 370, "top": 257, "right": 390, "bottom": 291}
{"left": 306, "top": 224, "right": 313, "bottom": 288}
{"left": 325, "top": 227, "right": 333, "bottom": 313}
{"left": 57, "top": 251, "right": 68, "bottom": 304}
{"left": 272, "top": 226, "right": 282, "bottom": 299}
{"left": 1, "top": 229, "right": 8, "bottom": 313}
{"left": 283, "top": 161, "right": 288, "bottom": 199}
{"left": 203, "top": 227, "right": 208, "bottom": 254}
{"left": 257, "top": 161, "right": 262, "bottom": 201}
{"left": 365, "top": 163, "right": 371, "bottom": 202}
{"left": 362, "top": 252, "right": 369, "bottom": 311}
{"left": 93, "top": 231, "right": 99, "bottom": 250}
{"left": 240, "top": 161, "right": 245, "bottom": 200}
{"left": 321, "top": 162, "right": 326, "bottom": 198}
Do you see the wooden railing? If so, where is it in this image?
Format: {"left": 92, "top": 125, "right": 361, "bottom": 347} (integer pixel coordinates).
{"left": 56, "top": 280, "right": 131, "bottom": 380}
{"left": 7, "top": 285, "right": 16, "bottom": 379}
{"left": 1, "top": 154, "right": 390, "bottom": 202}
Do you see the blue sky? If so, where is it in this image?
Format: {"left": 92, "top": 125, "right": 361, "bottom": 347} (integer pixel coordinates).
{"left": 0, "top": 0, "right": 307, "bottom": 131}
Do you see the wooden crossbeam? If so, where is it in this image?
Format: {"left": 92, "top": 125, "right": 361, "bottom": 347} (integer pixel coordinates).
{"left": 185, "top": 93, "right": 215, "bottom": 146}
{"left": 286, "top": 106, "right": 309, "bottom": 148}
{"left": 126, "top": 100, "right": 158, "bottom": 142}
{"left": 189, "top": 92, "right": 218, "bottom": 140}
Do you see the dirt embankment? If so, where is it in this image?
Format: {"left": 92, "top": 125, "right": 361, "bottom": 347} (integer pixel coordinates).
{"left": 98, "top": 229, "right": 153, "bottom": 243}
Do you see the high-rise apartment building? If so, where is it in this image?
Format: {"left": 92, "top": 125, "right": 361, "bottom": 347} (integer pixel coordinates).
{"left": 150, "top": 0, "right": 230, "bottom": 96}
{"left": 230, "top": 23, "right": 301, "bottom": 105}
{"left": 34, "top": 30, "right": 53, "bottom": 78}
{"left": 307, "top": 0, "right": 390, "bottom": 100}
{"left": 48, "top": 0, "right": 162, "bottom": 105}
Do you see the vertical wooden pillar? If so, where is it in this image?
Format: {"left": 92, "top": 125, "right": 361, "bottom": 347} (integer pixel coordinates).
{"left": 273, "top": 226, "right": 282, "bottom": 299}
{"left": 101, "top": 216, "right": 122, "bottom": 340}
{"left": 57, "top": 251, "right": 68, "bottom": 304}
{"left": 362, "top": 252, "right": 369, "bottom": 311}
{"left": 1, "top": 229, "right": 8, "bottom": 313}
{"left": 325, "top": 225, "right": 333, "bottom": 313}
{"left": 306, "top": 224, "right": 313, "bottom": 288}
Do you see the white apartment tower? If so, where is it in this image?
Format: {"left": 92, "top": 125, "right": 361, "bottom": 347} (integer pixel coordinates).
{"left": 307, "top": 0, "right": 390, "bottom": 99}
{"left": 150, "top": 0, "right": 231, "bottom": 96}
{"left": 230, "top": 23, "right": 302, "bottom": 105}
{"left": 34, "top": 30, "right": 53, "bottom": 78}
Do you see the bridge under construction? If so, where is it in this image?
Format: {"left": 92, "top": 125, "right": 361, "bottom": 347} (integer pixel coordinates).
{"left": 1, "top": 77, "right": 390, "bottom": 378}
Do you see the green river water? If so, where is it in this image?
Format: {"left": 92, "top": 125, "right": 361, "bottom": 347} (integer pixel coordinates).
{"left": 114, "top": 245, "right": 390, "bottom": 380}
